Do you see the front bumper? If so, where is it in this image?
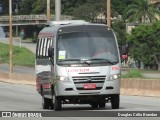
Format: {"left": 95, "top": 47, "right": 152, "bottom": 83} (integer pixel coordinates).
{"left": 54, "top": 79, "right": 120, "bottom": 96}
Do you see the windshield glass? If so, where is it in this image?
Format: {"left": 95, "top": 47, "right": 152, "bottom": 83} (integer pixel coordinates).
{"left": 57, "top": 31, "right": 119, "bottom": 65}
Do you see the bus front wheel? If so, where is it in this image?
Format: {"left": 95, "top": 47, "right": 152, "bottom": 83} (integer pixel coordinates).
{"left": 111, "top": 94, "right": 120, "bottom": 109}
{"left": 53, "top": 96, "right": 62, "bottom": 111}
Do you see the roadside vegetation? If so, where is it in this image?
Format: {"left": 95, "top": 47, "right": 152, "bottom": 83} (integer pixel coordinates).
{"left": 122, "top": 69, "right": 160, "bottom": 79}
{"left": 0, "top": 43, "right": 35, "bottom": 67}
{"left": 122, "top": 70, "right": 143, "bottom": 78}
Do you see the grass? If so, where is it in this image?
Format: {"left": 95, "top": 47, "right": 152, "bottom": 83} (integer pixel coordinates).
{"left": 121, "top": 69, "right": 143, "bottom": 78}
{"left": 0, "top": 42, "right": 35, "bottom": 67}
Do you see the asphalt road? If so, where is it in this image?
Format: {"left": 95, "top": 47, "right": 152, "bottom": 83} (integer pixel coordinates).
{"left": 0, "top": 64, "right": 35, "bottom": 74}
{"left": 0, "top": 82, "right": 160, "bottom": 120}
{"left": 0, "top": 82, "right": 160, "bottom": 111}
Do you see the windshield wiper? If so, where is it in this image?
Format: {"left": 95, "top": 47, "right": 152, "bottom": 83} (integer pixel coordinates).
{"left": 81, "top": 59, "right": 91, "bottom": 65}
{"left": 59, "top": 58, "right": 117, "bottom": 65}
{"left": 85, "top": 58, "right": 117, "bottom": 65}
{"left": 59, "top": 59, "right": 91, "bottom": 65}
{"left": 59, "top": 59, "right": 81, "bottom": 62}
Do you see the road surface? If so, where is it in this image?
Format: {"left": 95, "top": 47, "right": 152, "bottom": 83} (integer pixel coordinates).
{"left": 0, "top": 82, "right": 160, "bottom": 111}
{"left": 0, "top": 64, "right": 34, "bottom": 74}
{"left": 0, "top": 82, "right": 160, "bottom": 120}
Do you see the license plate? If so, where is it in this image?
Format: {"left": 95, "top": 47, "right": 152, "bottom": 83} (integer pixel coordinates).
{"left": 83, "top": 84, "right": 96, "bottom": 89}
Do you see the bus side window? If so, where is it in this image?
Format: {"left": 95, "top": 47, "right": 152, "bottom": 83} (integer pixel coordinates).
{"left": 46, "top": 38, "right": 52, "bottom": 58}
{"left": 36, "top": 38, "right": 42, "bottom": 59}
{"left": 36, "top": 38, "right": 53, "bottom": 59}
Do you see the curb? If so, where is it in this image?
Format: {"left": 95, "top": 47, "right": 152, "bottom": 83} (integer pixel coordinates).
{"left": 0, "top": 78, "right": 35, "bottom": 86}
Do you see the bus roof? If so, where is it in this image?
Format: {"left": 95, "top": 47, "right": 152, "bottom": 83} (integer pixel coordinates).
{"left": 38, "top": 20, "right": 110, "bottom": 38}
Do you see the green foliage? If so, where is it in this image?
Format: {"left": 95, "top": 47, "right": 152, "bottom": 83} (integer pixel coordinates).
{"left": 62, "top": 0, "right": 87, "bottom": 15}
{"left": 71, "top": 0, "right": 106, "bottom": 22}
{"left": 0, "top": 0, "right": 134, "bottom": 21}
{"left": 71, "top": 0, "right": 131, "bottom": 21}
{"left": 0, "top": 0, "right": 9, "bottom": 15}
{"left": 112, "top": 20, "right": 127, "bottom": 45}
{"left": 124, "top": 0, "right": 160, "bottom": 23}
{"left": 32, "top": 0, "right": 46, "bottom": 14}
{"left": 0, "top": 43, "right": 35, "bottom": 67}
{"left": 127, "top": 21, "right": 160, "bottom": 70}
{"left": 111, "top": 0, "right": 129, "bottom": 17}
{"left": 127, "top": 25, "right": 153, "bottom": 64}
{"left": 19, "top": 0, "right": 34, "bottom": 14}
{"left": 32, "top": 0, "right": 54, "bottom": 14}
{"left": 122, "top": 70, "right": 143, "bottom": 78}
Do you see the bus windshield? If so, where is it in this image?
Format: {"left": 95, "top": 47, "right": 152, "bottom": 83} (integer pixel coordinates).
{"left": 57, "top": 31, "right": 119, "bottom": 65}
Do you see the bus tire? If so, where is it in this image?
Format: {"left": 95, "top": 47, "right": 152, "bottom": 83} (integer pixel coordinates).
{"left": 91, "top": 102, "right": 98, "bottom": 109}
{"left": 99, "top": 103, "right": 106, "bottom": 108}
{"left": 53, "top": 96, "right": 62, "bottom": 111}
{"left": 111, "top": 94, "right": 120, "bottom": 109}
{"left": 50, "top": 101, "right": 54, "bottom": 109}
{"left": 42, "top": 94, "right": 50, "bottom": 109}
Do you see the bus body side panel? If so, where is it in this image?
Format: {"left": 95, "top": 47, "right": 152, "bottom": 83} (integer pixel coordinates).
{"left": 35, "top": 36, "right": 54, "bottom": 99}
{"left": 36, "top": 59, "right": 52, "bottom": 99}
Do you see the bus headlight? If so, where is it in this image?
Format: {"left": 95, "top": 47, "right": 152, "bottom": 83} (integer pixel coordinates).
{"left": 109, "top": 74, "right": 121, "bottom": 80}
{"left": 57, "top": 76, "right": 70, "bottom": 82}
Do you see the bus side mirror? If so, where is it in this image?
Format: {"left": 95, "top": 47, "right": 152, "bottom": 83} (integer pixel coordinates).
{"left": 48, "top": 47, "right": 54, "bottom": 58}
{"left": 119, "top": 45, "right": 127, "bottom": 55}
{"left": 119, "top": 45, "right": 128, "bottom": 63}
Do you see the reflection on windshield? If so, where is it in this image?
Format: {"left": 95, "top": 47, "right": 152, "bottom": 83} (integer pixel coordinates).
{"left": 57, "top": 32, "right": 119, "bottom": 65}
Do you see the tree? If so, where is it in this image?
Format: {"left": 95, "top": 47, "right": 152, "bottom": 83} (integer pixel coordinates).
{"left": 127, "top": 25, "right": 153, "bottom": 69}
{"left": 61, "top": 0, "right": 87, "bottom": 15}
{"left": 19, "top": 0, "right": 55, "bottom": 14}
{"left": 32, "top": 0, "right": 47, "bottom": 14}
{"left": 111, "top": 0, "right": 128, "bottom": 17}
{"left": 124, "top": 0, "right": 160, "bottom": 23}
{"left": 127, "top": 22, "right": 160, "bottom": 70}
{"left": 19, "top": 0, "right": 33, "bottom": 14}
{"left": 0, "top": 0, "right": 9, "bottom": 15}
{"left": 150, "top": 21, "right": 160, "bottom": 70}
{"left": 32, "top": 0, "right": 54, "bottom": 14}
{"left": 112, "top": 20, "right": 127, "bottom": 45}
{"left": 71, "top": 0, "right": 130, "bottom": 22}
{"left": 71, "top": 0, "right": 107, "bottom": 22}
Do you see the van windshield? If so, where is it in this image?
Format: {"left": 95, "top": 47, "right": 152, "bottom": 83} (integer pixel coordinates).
{"left": 57, "top": 31, "right": 119, "bottom": 65}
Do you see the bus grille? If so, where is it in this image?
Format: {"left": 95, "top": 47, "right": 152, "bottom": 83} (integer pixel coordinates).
{"left": 72, "top": 76, "right": 106, "bottom": 90}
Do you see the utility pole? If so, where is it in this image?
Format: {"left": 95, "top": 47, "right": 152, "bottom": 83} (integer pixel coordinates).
{"left": 55, "top": 0, "right": 61, "bottom": 21}
{"left": 9, "top": 0, "right": 13, "bottom": 77}
{"left": 107, "top": 0, "right": 111, "bottom": 30}
{"left": 47, "top": 0, "right": 51, "bottom": 22}
{"left": 15, "top": 3, "right": 18, "bottom": 36}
